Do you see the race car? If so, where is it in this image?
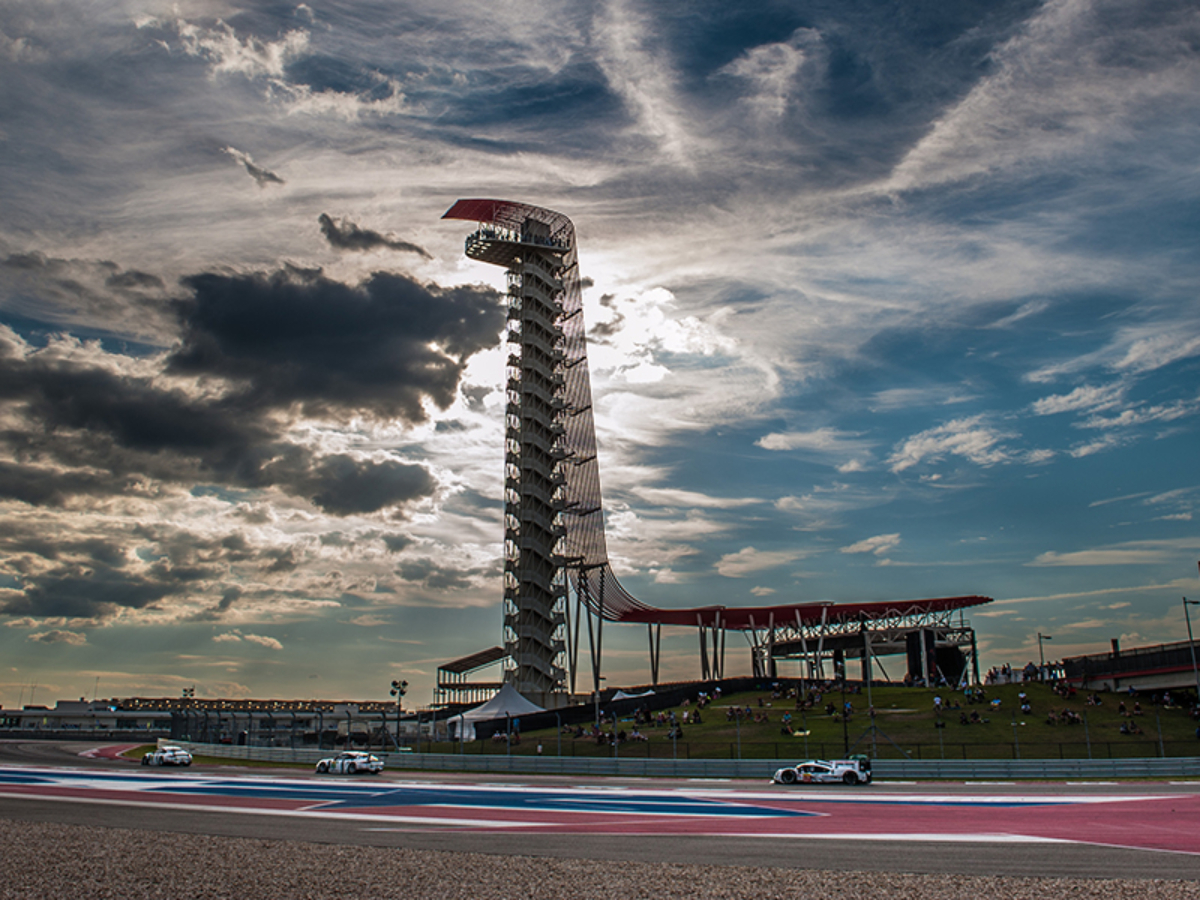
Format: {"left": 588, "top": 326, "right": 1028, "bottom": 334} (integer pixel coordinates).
{"left": 314, "top": 751, "right": 384, "bottom": 775}
{"left": 772, "top": 757, "right": 871, "bottom": 785}
{"left": 141, "top": 745, "right": 193, "bottom": 767}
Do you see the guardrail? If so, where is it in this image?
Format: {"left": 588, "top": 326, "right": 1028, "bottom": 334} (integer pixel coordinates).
{"left": 168, "top": 740, "right": 1200, "bottom": 779}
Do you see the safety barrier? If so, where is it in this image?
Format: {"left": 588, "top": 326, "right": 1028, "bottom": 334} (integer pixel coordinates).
{"left": 167, "top": 740, "right": 1200, "bottom": 780}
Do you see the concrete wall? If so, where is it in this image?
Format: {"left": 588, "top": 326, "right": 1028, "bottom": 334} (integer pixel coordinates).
{"left": 170, "top": 740, "right": 1200, "bottom": 780}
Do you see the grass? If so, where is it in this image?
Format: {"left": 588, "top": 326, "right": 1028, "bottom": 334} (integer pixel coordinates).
{"left": 425, "top": 682, "right": 1200, "bottom": 760}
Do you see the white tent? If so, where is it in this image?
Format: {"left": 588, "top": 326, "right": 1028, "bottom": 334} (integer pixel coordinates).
{"left": 612, "top": 689, "right": 655, "bottom": 700}
{"left": 446, "top": 683, "right": 545, "bottom": 741}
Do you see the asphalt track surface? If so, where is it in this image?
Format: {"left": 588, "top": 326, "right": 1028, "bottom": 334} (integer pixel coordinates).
{"left": 1, "top": 740, "right": 1198, "bottom": 881}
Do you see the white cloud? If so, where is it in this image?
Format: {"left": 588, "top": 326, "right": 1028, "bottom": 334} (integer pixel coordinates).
{"left": 212, "top": 630, "right": 283, "bottom": 650}
{"left": 1068, "top": 432, "right": 1132, "bottom": 458}
{"left": 840, "top": 533, "right": 900, "bottom": 556}
{"left": 27, "top": 630, "right": 87, "bottom": 646}
{"left": 592, "top": 0, "right": 697, "bottom": 165}
{"left": 243, "top": 633, "right": 284, "bottom": 650}
{"left": 869, "top": 387, "right": 975, "bottom": 412}
{"left": 632, "top": 486, "right": 761, "bottom": 510}
{"left": 885, "top": 0, "right": 1200, "bottom": 192}
{"left": 1029, "top": 538, "right": 1200, "bottom": 567}
{"left": 717, "top": 28, "right": 823, "bottom": 122}
{"left": 887, "top": 416, "right": 1014, "bottom": 472}
{"left": 1031, "top": 383, "right": 1125, "bottom": 416}
{"left": 1115, "top": 330, "right": 1200, "bottom": 375}
{"left": 756, "top": 427, "right": 869, "bottom": 454}
{"left": 1079, "top": 400, "right": 1197, "bottom": 430}
{"left": 171, "top": 19, "right": 310, "bottom": 80}
{"left": 716, "top": 546, "right": 806, "bottom": 578}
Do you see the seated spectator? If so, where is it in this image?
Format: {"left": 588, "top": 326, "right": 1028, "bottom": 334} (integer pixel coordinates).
{"left": 959, "top": 712, "right": 970, "bottom": 725}
{"left": 1132, "top": 702, "right": 1143, "bottom": 716}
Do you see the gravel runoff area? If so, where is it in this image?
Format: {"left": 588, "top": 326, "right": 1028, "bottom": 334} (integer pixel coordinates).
{"left": 2, "top": 820, "right": 1199, "bottom": 900}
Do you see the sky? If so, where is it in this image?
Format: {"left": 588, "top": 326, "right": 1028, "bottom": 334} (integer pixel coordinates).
{"left": 1, "top": 0, "right": 1199, "bottom": 709}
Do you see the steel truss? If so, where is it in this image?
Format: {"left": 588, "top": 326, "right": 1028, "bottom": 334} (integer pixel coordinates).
{"left": 763, "top": 604, "right": 981, "bottom": 687}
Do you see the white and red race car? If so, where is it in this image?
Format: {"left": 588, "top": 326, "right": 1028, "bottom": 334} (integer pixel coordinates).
{"left": 772, "top": 758, "right": 871, "bottom": 785}
{"left": 315, "top": 751, "right": 384, "bottom": 775}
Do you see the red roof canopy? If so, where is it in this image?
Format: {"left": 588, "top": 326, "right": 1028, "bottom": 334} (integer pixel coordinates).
{"left": 612, "top": 595, "right": 992, "bottom": 630}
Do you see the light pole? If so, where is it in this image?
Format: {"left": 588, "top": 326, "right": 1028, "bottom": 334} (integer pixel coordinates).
{"left": 1183, "top": 597, "right": 1200, "bottom": 707}
{"left": 1037, "top": 633, "right": 1053, "bottom": 680}
{"left": 837, "top": 660, "right": 849, "bottom": 754}
{"left": 389, "top": 679, "right": 407, "bottom": 750}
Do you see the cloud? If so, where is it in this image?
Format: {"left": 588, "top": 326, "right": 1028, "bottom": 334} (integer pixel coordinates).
{"left": 1, "top": 253, "right": 175, "bottom": 342}
{"left": 716, "top": 546, "right": 805, "bottom": 578}
{"left": 592, "top": 0, "right": 695, "bottom": 166}
{"left": 631, "top": 487, "right": 760, "bottom": 510}
{"left": 1029, "top": 538, "right": 1200, "bottom": 567}
{"left": 213, "top": 630, "right": 282, "bottom": 649}
{"left": 717, "top": 27, "right": 823, "bottom": 121}
{"left": 840, "top": 533, "right": 900, "bottom": 556}
{"left": 27, "top": 629, "right": 87, "bottom": 646}
{"left": 1078, "top": 400, "right": 1198, "bottom": 431}
{"left": 223, "top": 147, "right": 285, "bottom": 188}
{"left": 318, "top": 214, "right": 431, "bottom": 258}
{"left": 887, "top": 416, "right": 1016, "bottom": 473}
{"left": 1031, "top": 383, "right": 1126, "bottom": 416}
{"left": 885, "top": 0, "right": 1200, "bottom": 192}
{"left": 756, "top": 427, "right": 866, "bottom": 453}
{"left": 170, "top": 18, "right": 309, "bottom": 80}
{"left": 243, "top": 633, "right": 283, "bottom": 650}
{"left": 170, "top": 266, "right": 502, "bottom": 421}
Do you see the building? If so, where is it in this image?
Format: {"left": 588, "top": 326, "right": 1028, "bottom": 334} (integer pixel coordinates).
{"left": 1063, "top": 638, "right": 1200, "bottom": 694}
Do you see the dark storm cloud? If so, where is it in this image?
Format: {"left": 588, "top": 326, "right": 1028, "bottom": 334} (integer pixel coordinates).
{"left": 170, "top": 266, "right": 503, "bottom": 421}
{"left": 0, "top": 264, "right": 502, "bottom": 521}
{"left": 0, "top": 522, "right": 266, "bottom": 621}
{"left": 0, "top": 564, "right": 177, "bottom": 619}
{"left": 309, "top": 455, "right": 435, "bottom": 516}
{"left": 381, "top": 534, "right": 412, "bottom": 553}
{"left": 318, "top": 213, "right": 432, "bottom": 258}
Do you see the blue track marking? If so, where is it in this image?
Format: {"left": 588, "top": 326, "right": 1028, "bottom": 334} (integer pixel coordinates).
{"left": 0, "top": 767, "right": 1088, "bottom": 816}
{"left": 155, "top": 781, "right": 814, "bottom": 817}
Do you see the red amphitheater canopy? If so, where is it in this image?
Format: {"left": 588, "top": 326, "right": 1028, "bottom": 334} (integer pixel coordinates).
{"left": 611, "top": 595, "right": 992, "bottom": 631}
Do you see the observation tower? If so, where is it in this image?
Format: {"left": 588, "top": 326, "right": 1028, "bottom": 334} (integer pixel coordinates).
{"left": 444, "top": 200, "right": 647, "bottom": 708}
{"left": 443, "top": 200, "right": 993, "bottom": 708}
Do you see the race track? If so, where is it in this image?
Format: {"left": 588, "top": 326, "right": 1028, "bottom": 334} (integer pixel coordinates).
{"left": 0, "top": 742, "right": 1197, "bottom": 880}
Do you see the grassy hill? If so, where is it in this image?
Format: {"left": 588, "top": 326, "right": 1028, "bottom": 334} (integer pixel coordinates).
{"left": 431, "top": 682, "right": 1200, "bottom": 761}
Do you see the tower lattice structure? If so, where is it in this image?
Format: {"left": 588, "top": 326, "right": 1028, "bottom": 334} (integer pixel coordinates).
{"left": 443, "top": 199, "right": 651, "bottom": 707}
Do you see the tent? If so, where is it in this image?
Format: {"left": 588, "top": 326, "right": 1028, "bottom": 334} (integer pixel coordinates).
{"left": 612, "top": 689, "right": 655, "bottom": 701}
{"left": 446, "top": 683, "right": 545, "bottom": 741}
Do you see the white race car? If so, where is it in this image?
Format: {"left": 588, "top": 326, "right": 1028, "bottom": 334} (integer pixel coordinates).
{"left": 772, "top": 758, "right": 871, "bottom": 785}
{"left": 141, "top": 745, "right": 193, "bottom": 767}
{"left": 315, "top": 751, "right": 384, "bottom": 775}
